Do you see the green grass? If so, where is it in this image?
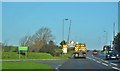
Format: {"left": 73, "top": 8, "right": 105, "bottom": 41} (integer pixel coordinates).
{"left": 27, "top": 52, "right": 53, "bottom": 59}
{"left": 2, "top": 62, "right": 52, "bottom": 69}
{"left": 2, "top": 52, "right": 69, "bottom": 60}
{"left": 2, "top": 52, "right": 18, "bottom": 59}
{"left": 2, "top": 52, "right": 54, "bottom": 59}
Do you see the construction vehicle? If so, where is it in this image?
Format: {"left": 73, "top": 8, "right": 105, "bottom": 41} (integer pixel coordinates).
{"left": 73, "top": 43, "right": 87, "bottom": 58}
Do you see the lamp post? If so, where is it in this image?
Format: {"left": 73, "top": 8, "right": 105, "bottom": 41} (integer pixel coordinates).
{"left": 113, "top": 22, "right": 115, "bottom": 40}
{"left": 67, "top": 20, "right": 72, "bottom": 43}
{"left": 104, "top": 31, "right": 108, "bottom": 45}
{"left": 62, "top": 19, "right": 68, "bottom": 41}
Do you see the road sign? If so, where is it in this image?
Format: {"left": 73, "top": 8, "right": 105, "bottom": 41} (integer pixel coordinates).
{"left": 62, "top": 48, "right": 67, "bottom": 53}
{"left": 63, "top": 44, "right": 68, "bottom": 48}
{"left": 62, "top": 44, "right": 68, "bottom": 53}
{"left": 18, "top": 46, "right": 28, "bottom": 51}
{"left": 18, "top": 46, "right": 28, "bottom": 59}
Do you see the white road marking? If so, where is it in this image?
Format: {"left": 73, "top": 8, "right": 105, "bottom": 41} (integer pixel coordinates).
{"left": 92, "top": 55, "right": 94, "bottom": 57}
{"left": 104, "top": 60, "right": 109, "bottom": 63}
{"left": 101, "top": 59, "right": 104, "bottom": 61}
{"left": 55, "top": 64, "right": 62, "bottom": 71}
{"left": 102, "top": 63, "right": 108, "bottom": 66}
{"left": 90, "top": 54, "right": 120, "bottom": 70}
{"left": 92, "top": 59, "right": 96, "bottom": 61}
{"left": 110, "top": 63, "right": 118, "bottom": 66}
{"left": 112, "top": 67, "right": 120, "bottom": 71}
{"left": 86, "top": 57, "right": 92, "bottom": 60}
{"left": 96, "top": 61, "right": 101, "bottom": 63}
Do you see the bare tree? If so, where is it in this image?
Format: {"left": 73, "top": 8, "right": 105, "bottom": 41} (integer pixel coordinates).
{"left": 20, "top": 35, "right": 32, "bottom": 46}
{"left": 34, "top": 27, "right": 53, "bottom": 42}
{"left": 20, "top": 27, "right": 54, "bottom": 52}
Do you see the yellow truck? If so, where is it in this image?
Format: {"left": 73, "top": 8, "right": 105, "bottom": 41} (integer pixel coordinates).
{"left": 74, "top": 43, "right": 87, "bottom": 58}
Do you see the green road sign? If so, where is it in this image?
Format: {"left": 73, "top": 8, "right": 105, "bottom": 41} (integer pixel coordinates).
{"left": 18, "top": 46, "right": 28, "bottom": 51}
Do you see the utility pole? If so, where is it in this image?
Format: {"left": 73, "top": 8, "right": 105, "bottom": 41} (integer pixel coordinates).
{"left": 67, "top": 20, "right": 72, "bottom": 43}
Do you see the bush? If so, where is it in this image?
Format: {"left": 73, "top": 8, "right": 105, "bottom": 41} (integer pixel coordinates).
{"left": 50, "top": 48, "right": 62, "bottom": 56}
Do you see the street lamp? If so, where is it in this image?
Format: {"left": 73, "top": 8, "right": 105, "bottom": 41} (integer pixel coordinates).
{"left": 113, "top": 22, "right": 115, "bottom": 39}
{"left": 62, "top": 19, "right": 68, "bottom": 41}
{"left": 104, "top": 31, "right": 108, "bottom": 45}
{"left": 67, "top": 20, "right": 72, "bottom": 43}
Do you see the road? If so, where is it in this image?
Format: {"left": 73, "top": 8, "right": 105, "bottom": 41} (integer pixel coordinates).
{"left": 55, "top": 51, "right": 119, "bottom": 71}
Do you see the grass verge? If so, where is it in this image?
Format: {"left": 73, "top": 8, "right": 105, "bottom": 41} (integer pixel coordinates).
{"left": 2, "top": 62, "right": 52, "bottom": 69}
{"left": 2, "top": 52, "right": 70, "bottom": 60}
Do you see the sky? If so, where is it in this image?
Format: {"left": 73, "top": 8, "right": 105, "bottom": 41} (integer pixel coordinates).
{"left": 2, "top": 2, "right": 118, "bottom": 50}
{"left": 0, "top": 2, "right": 2, "bottom": 43}
{"left": 1, "top": 0, "right": 120, "bottom": 2}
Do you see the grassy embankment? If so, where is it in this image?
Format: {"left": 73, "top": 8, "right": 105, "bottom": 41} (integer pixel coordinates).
{"left": 2, "top": 62, "right": 52, "bottom": 69}
{"left": 2, "top": 51, "right": 72, "bottom": 60}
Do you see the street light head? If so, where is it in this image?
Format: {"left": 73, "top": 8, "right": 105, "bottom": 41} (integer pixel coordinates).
{"left": 65, "top": 19, "right": 68, "bottom": 20}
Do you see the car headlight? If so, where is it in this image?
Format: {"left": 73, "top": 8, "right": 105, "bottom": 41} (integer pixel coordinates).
{"left": 117, "top": 54, "right": 119, "bottom": 56}
{"left": 107, "top": 55, "right": 110, "bottom": 56}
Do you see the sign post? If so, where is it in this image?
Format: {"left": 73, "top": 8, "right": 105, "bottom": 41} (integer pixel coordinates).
{"left": 18, "top": 46, "right": 28, "bottom": 59}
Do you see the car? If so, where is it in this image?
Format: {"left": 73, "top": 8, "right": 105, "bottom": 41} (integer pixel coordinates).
{"left": 93, "top": 50, "right": 98, "bottom": 55}
{"left": 105, "top": 50, "right": 119, "bottom": 60}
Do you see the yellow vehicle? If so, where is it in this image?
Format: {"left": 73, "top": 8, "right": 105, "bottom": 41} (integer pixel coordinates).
{"left": 74, "top": 43, "right": 87, "bottom": 58}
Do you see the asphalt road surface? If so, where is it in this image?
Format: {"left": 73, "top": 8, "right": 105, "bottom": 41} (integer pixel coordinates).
{"left": 53, "top": 51, "right": 119, "bottom": 71}
{"left": 57, "top": 58, "right": 117, "bottom": 71}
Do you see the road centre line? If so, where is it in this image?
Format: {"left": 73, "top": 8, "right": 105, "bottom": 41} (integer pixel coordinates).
{"left": 104, "top": 60, "right": 109, "bottom": 63}
{"left": 102, "top": 63, "right": 108, "bottom": 66}
{"left": 92, "top": 59, "right": 96, "bottom": 61}
{"left": 86, "top": 57, "right": 92, "bottom": 60}
{"left": 96, "top": 61, "right": 101, "bottom": 63}
{"left": 112, "top": 67, "right": 120, "bottom": 71}
{"left": 110, "top": 63, "right": 118, "bottom": 66}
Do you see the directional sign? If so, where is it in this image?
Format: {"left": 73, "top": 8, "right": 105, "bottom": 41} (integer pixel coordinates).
{"left": 18, "top": 46, "right": 28, "bottom": 51}
{"left": 62, "top": 48, "right": 67, "bottom": 53}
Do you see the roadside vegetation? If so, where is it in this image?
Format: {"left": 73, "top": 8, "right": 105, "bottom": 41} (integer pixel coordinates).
{"left": 2, "top": 51, "right": 73, "bottom": 60}
{"left": 1, "top": 27, "right": 76, "bottom": 60}
{"left": 2, "top": 62, "right": 53, "bottom": 69}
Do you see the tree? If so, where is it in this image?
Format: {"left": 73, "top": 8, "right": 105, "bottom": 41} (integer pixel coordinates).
{"left": 34, "top": 27, "right": 53, "bottom": 43}
{"left": 20, "top": 35, "right": 32, "bottom": 46}
{"left": 20, "top": 27, "right": 54, "bottom": 52}
{"left": 60, "top": 40, "right": 66, "bottom": 47}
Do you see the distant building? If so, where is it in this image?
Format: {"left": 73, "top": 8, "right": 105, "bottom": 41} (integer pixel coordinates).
{"left": 118, "top": 1, "right": 120, "bottom": 32}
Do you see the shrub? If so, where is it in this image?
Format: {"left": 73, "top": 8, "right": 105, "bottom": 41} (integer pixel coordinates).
{"left": 50, "top": 48, "right": 62, "bottom": 56}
